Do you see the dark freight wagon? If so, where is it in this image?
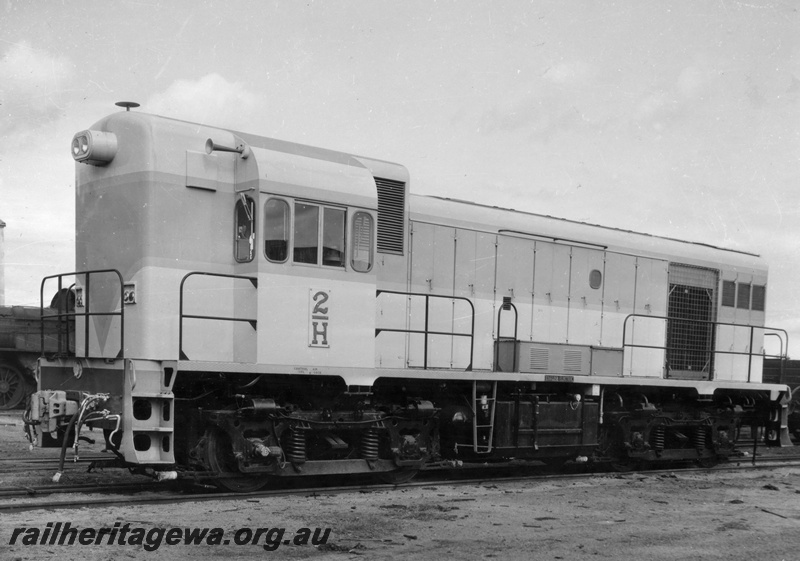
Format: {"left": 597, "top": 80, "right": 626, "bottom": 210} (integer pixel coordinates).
{"left": 0, "top": 294, "right": 74, "bottom": 409}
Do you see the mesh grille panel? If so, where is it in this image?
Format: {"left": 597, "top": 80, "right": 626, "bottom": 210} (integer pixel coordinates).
{"left": 668, "top": 264, "right": 718, "bottom": 289}
{"left": 666, "top": 264, "right": 719, "bottom": 377}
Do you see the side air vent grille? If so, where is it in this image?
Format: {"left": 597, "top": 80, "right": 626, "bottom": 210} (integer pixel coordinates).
{"left": 529, "top": 348, "right": 549, "bottom": 371}
{"left": 375, "top": 177, "right": 405, "bottom": 255}
{"left": 564, "top": 350, "right": 583, "bottom": 372}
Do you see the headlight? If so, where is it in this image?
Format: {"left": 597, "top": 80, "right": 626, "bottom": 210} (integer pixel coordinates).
{"left": 71, "top": 135, "right": 89, "bottom": 157}
{"left": 71, "top": 130, "right": 118, "bottom": 165}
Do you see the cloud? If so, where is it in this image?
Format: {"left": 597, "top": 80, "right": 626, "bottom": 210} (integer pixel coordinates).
{"left": 0, "top": 41, "right": 73, "bottom": 97}
{"left": 631, "top": 55, "right": 725, "bottom": 130}
{"left": 0, "top": 41, "right": 75, "bottom": 135}
{"left": 542, "top": 61, "right": 593, "bottom": 85}
{"left": 145, "top": 74, "right": 260, "bottom": 129}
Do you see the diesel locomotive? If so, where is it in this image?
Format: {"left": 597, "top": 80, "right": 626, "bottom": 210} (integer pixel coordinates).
{"left": 25, "top": 107, "right": 792, "bottom": 490}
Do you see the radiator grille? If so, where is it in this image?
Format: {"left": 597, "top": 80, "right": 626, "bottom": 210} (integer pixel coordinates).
{"left": 375, "top": 177, "right": 405, "bottom": 254}
{"left": 666, "top": 264, "right": 718, "bottom": 377}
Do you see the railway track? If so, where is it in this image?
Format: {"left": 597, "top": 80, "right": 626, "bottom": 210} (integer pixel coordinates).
{"left": 1, "top": 453, "right": 798, "bottom": 514}
{"left": 0, "top": 455, "right": 110, "bottom": 474}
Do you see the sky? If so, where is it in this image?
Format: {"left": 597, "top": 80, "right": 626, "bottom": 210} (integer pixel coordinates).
{"left": 1, "top": 0, "right": 799, "bottom": 355}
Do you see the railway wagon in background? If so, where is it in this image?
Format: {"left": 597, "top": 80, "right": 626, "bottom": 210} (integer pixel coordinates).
{"left": 0, "top": 293, "right": 74, "bottom": 410}
{"left": 764, "top": 359, "right": 800, "bottom": 440}
{"left": 26, "top": 108, "right": 792, "bottom": 490}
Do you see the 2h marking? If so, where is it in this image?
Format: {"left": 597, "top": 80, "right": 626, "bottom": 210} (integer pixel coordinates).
{"left": 309, "top": 290, "right": 330, "bottom": 348}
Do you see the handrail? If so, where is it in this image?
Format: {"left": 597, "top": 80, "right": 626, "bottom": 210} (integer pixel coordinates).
{"left": 375, "top": 289, "right": 475, "bottom": 370}
{"left": 495, "top": 299, "right": 518, "bottom": 372}
{"left": 178, "top": 272, "right": 258, "bottom": 360}
{"left": 40, "top": 269, "right": 125, "bottom": 359}
{"left": 621, "top": 313, "right": 789, "bottom": 381}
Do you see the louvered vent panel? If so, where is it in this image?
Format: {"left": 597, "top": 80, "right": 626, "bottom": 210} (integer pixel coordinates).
{"left": 564, "top": 350, "right": 583, "bottom": 372}
{"left": 529, "top": 348, "right": 549, "bottom": 371}
{"left": 375, "top": 177, "right": 405, "bottom": 254}
{"left": 721, "top": 281, "right": 736, "bottom": 307}
{"left": 751, "top": 285, "right": 766, "bottom": 312}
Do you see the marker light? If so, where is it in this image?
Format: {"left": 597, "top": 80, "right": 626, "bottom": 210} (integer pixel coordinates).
{"left": 71, "top": 130, "right": 118, "bottom": 165}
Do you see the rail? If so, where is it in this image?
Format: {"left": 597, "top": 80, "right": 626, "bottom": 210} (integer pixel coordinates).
{"left": 40, "top": 269, "right": 125, "bottom": 359}
{"left": 621, "top": 313, "right": 789, "bottom": 381}
{"left": 375, "top": 290, "right": 475, "bottom": 370}
{"left": 178, "top": 272, "right": 258, "bottom": 361}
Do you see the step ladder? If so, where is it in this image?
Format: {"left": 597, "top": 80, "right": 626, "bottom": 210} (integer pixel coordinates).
{"left": 123, "top": 359, "right": 175, "bottom": 465}
{"left": 472, "top": 380, "right": 498, "bottom": 454}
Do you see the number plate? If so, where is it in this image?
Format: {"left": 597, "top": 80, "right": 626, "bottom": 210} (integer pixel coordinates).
{"left": 309, "top": 289, "right": 330, "bottom": 348}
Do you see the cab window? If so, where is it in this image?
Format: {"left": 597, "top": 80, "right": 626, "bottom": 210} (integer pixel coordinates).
{"left": 234, "top": 196, "right": 255, "bottom": 262}
{"left": 264, "top": 198, "right": 290, "bottom": 262}
{"left": 322, "top": 208, "right": 345, "bottom": 267}
{"left": 294, "top": 203, "right": 319, "bottom": 264}
{"left": 292, "top": 202, "right": 345, "bottom": 268}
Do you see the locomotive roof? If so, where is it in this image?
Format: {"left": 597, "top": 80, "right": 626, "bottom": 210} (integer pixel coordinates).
{"left": 87, "top": 111, "right": 404, "bottom": 211}
{"left": 409, "top": 194, "right": 766, "bottom": 274}
{"left": 87, "top": 110, "right": 764, "bottom": 275}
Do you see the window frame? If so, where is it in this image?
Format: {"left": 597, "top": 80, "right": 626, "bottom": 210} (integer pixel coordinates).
{"left": 263, "top": 197, "right": 291, "bottom": 263}
{"left": 291, "top": 200, "right": 347, "bottom": 269}
{"left": 234, "top": 195, "right": 255, "bottom": 263}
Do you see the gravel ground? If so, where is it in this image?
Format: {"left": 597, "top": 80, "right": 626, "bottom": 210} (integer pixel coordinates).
{"left": 1, "top": 411, "right": 798, "bottom": 561}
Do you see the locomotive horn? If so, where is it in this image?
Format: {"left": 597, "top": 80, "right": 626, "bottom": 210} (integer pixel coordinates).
{"left": 205, "top": 138, "right": 251, "bottom": 159}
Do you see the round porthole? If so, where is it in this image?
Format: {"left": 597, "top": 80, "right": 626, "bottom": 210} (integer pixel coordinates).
{"left": 589, "top": 269, "right": 602, "bottom": 289}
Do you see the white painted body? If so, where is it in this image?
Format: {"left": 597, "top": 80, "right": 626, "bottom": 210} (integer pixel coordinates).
{"left": 68, "top": 111, "right": 776, "bottom": 390}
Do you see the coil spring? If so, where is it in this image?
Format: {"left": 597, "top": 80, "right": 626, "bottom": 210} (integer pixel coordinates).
{"left": 693, "top": 426, "right": 709, "bottom": 453}
{"left": 653, "top": 426, "right": 665, "bottom": 452}
{"left": 361, "top": 429, "right": 379, "bottom": 461}
{"left": 286, "top": 429, "right": 306, "bottom": 463}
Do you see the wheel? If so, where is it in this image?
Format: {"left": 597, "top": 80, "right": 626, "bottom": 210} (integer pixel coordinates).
{"left": 600, "top": 426, "right": 641, "bottom": 472}
{"left": 0, "top": 362, "right": 27, "bottom": 410}
{"left": 204, "top": 429, "right": 270, "bottom": 492}
{"left": 378, "top": 468, "right": 419, "bottom": 485}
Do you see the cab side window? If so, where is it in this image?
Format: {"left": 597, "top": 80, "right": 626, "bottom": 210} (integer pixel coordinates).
{"left": 234, "top": 196, "right": 255, "bottom": 262}
{"left": 294, "top": 203, "right": 320, "bottom": 264}
{"left": 292, "top": 202, "right": 346, "bottom": 267}
{"left": 264, "top": 199, "right": 290, "bottom": 262}
{"left": 322, "top": 208, "right": 345, "bottom": 267}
